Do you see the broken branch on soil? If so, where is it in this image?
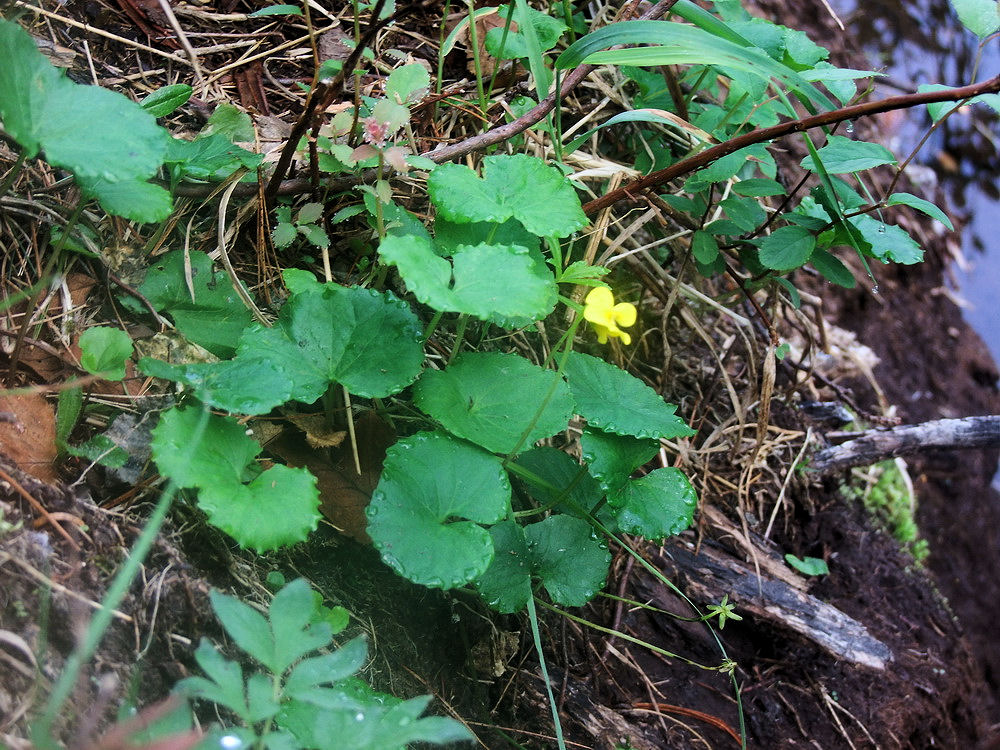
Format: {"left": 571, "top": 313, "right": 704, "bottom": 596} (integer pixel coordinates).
{"left": 809, "top": 415, "right": 1000, "bottom": 474}
{"left": 582, "top": 75, "right": 1000, "bottom": 215}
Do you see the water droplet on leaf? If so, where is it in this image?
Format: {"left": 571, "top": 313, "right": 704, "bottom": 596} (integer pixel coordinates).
{"left": 219, "top": 736, "right": 243, "bottom": 750}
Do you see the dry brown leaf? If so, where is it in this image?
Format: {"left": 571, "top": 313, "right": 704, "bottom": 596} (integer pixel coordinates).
{"left": 0, "top": 393, "right": 58, "bottom": 483}
{"left": 269, "top": 411, "right": 395, "bottom": 543}
{"left": 286, "top": 412, "right": 348, "bottom": 449}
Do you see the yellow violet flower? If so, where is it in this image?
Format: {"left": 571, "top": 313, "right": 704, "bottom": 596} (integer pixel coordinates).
{"left": 583, "top": 286, "right": 637, "bottom": 345}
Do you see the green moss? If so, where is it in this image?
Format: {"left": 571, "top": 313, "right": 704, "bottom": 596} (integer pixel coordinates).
{"left": 840, "top": 460, "right": 929, "bottom": 563}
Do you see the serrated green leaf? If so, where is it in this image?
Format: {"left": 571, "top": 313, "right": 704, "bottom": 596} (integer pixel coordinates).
{"left": 77, "top": 177, "right": 173, "bottom": 223}
{"left": 245, "top": 673, "right": 281, "bottom": 722}
{"left": 414, "top": 352, "right": 574, "bottom": 455}
{"left": 140, "top": 83, "right": 193, "bottom": 116}
{"left": 198, "top": 464, "right": 320, "bottom": 553}
{"left": 138, "top": 250, "right": 252, "bottom": 357}
{"left": 428, "top": 154, "right": 587, "bottom": 237}
{"left": 269, "top": 578, "right": 333, "bottom": 673}
{"left": 886, "top": 192, "right": 954, "bottom": 230}
{"left": 513, "top": 447, "right": 607, "bottom": 521}
{"left": 475, "top": 516, "right": 609, "bottom": 612}
{"left": 557, "top": 260, "right": 610, "bottom": 286}
{"left": 209, "top": 589, "right": 275, "bottom": 668}
{"left": 800, "top": 135, "right": 897, "bottom": 174}
{"left": 139, "top": 356, "right": 291, "bottom": 415}
{"left": 755, "top": 225, "right": 817, "bottom": 270}
{"left": 474, "top": 521, "right": 533, "bottom": 613}
{"left": 300, "top": 224, "right": 330, "bottom": 248}
{"left": 66, "top": 434, "right": 130, "bottom": 468}
{"left": 580, "top": 427, "right": 659, "bottom": 493}
{"left": 848, "top": 215, "right": 924, "bottom": 264}
{"left": 609, "top": 467, "right": 697, "bottom": 540}
{"left": 151, "top": 407, "right": 259, "bottom": 488}
{"left": 0, "top": 19, "right": 65, "bottom": 157}
{"left": 367, "top": 431, "right": 511, "bottom": 589}
{"left": 237, "top": 285, "right": 423, "bottom": 403}
{"left": 379, "top": 234, "right": 557, "bottom": 322}
{"left": 526, "top": 515, "right": 610, "bottom": 606}
{"left": 563, "top": 352, "right": 695, "bottom": 440}
{"left": 166, "top": 133, "right": 262, "bottom": 180}
{"left": 79, "top": 326, "right": 132, "bottom": 380}
{"left": 180, "top": 640, "right": 250, "bottom": 720}
{"left": 272, "top": 222, "right": 298, "bottom": 248}
{"left": 385, "top": 63, "right": 430, "bottom": 103}
{"left": 296, "top": 202, "right": 324, "bottom": 225}
{"left": 950, "top": 0, "right": 1000, "bottom": 36}
{"left": 284, "top": 637, "right": 367, "bottom": 696}
{"left": 44, "top": 82, "right": 167, "bottom": 181}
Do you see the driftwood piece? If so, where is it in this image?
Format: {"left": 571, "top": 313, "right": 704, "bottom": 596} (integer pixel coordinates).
{"left": 810, "top": 415, "right": 1000, "bottom": 474}
{"left": 649, "top": 540, "right": 893, "bottom": 671}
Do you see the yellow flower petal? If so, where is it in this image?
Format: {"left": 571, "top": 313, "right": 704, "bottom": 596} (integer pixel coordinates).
{"left": 613, "top": 302, "right": 637, "bottom": 327}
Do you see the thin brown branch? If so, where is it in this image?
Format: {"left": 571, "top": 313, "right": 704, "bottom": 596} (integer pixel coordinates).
{"left": 582, "top": 75, "right": 1000, "bottom": 215}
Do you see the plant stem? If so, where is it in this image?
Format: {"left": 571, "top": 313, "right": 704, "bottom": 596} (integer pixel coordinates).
{"left": 423, "top": 309, "right": 444, "bottom": 341}
{"left": 466, "top": 0, "right": 489, "bottom": 119}
{"left": 526, "top": 596, "right": 566, "bottom": 750}
{"left": 447, "top": 314, "right": 469, "bottom": 365}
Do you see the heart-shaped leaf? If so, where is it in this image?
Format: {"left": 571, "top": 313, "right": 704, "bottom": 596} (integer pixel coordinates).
{"left": 367, "top": 431, "right": 511, "bottom": 589}
{"left": 414, "top": 352, "right": 574, "bottom": 455}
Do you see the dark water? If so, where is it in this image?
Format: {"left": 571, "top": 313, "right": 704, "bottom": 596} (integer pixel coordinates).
{"left": 829, "top": 0, "right": 1000, "bottom": 364}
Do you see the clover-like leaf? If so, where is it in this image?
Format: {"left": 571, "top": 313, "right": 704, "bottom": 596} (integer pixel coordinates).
{"left": 428, "top": 154, "right": 587, "bottom": 238}
{"left": 367, "top": 431, "right": 511, "bottom": 589}
{"left": 414, "top": 352, "right": 574, "bottom": 455}
{"left": 238, "top": 285, "right": 423, "bottom": 403}
{"left": 609, "top": 467, "right": 697, "bottom": 541}
{"left": 475, "top": 516, "right": 610, "bottom": 613}
{"left": 580, "top": 427, "right": 659, "bottom": 494}
{"left": 563, "top": 352, "right": 695, "bottom": 440}
{"left": 198, "top": 464, "right": 320, "bottom": 553}
{"left": 379, "top": 234, "right": 557, "bottom": 322}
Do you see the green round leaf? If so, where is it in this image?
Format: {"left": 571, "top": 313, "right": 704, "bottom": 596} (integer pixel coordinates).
{"left": 239, "top": 285, "right": 423, "bottom": 403}
{"left": 79, "top": 326, "right": 133, "bottom": 380}
{"left": 609, "top": 467, "right": 697, "bottom": 541}
{"left": 198, "top": 464, "right": 320, "bottom": 553}
{"left": 78, "top": 177, "right": 173, "bottom": 223}
{"left": 414, "top": 352, "right": 574, "bottom": 455}
{"left": 525, "top": 515, "right": 610, "bottom": 607}
{"left": 563, "top": 352, "right": 694, "bottom": 440}
{"left": 755, "top": 225, "right": 817, "bottom": 271}
{"left": 367, "top": 432, "right": 511, "bottom": 589}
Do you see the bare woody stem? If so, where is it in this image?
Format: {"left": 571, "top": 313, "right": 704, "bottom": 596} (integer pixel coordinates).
{"left": 581, "top": 75, "right": 1000, "bottom": 216}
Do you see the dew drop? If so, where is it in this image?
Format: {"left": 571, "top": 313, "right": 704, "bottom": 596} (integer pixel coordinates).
{"left": 845, "top": 121, "right": 855, "bottom": 134}
{"left": 877, "top": 224, "right": 886, "bottom": 234}
{"left": 354, "top": 712, "right": 365, "bottom": 722}
{"left": 871, "top": 285, "right": 880, "bottom": 295}
{"left": 219, "top": 736, "right": 244, "bottom": 750}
